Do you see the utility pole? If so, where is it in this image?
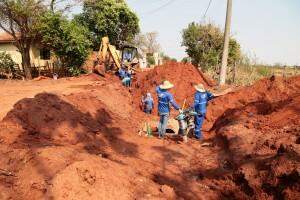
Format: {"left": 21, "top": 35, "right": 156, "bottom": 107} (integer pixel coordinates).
{"left": 219, "top": 0, "right": 233, "bottom": 85}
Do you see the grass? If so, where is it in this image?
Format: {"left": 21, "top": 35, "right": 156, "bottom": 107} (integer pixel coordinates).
{"left": 204, "top": 64, "right": 300, "bottom": 86}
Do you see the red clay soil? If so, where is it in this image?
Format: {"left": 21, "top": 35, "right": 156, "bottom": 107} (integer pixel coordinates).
{"left": 201, "top": 75, "right": 300, "bottom": 199}
{"left": 133, "top": 62, "right": 216, "bottom": 113}
{"left": 0, "top": 68, "right": 299, "bottom": 200}
{"left": 205, "top": 75, "right": 300, "bottom": 131}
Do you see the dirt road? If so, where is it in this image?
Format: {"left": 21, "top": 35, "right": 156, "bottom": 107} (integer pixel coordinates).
{"left": 0, "top": 75, "right": 103, "bottom": 120}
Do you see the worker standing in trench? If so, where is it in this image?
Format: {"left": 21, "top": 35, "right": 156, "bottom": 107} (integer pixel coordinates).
{"left": 142, "top": 93, "right": 154, "bottom": 114}
{"left": 191, "top": 83, "right": 231, "bottom": 140}
{"left": 156, "top": 80, "right": 182, "bottom": 138}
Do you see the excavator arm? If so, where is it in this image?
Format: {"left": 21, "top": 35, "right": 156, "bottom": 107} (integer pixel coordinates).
{"left": 98, "top": 36, "right": 121, "bottom": 70}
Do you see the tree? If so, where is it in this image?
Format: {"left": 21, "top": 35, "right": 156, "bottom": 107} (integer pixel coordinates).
{"left": 36, "top": 12, "right": 92, "bottom": 75}
{"left": 182, "top": 22, "right": 240, "bottom": 71}
{"left": 181, "top": 57, "right": 191, "bottom": 63}
{"left": 0, "top": 0, "right": 47, "bottom": 79}
{"left": 49, "top": 0, "right": 82, "bottom": 12}
{"left": 133, "top": 32, "right": 160, "bottom": 54}
{"left": 75, "top": 0, "right": 140, "bottom": 49}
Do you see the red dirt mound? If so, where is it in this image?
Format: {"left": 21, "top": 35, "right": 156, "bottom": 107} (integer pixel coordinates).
{"left": 133, "top": 62, "right": 215, "bottom": 113}
{"left": 200, "top": 75, "right": 300, "bottom": 199}
{"left": 205, "top": 75, "right": 300, "bottom": 131}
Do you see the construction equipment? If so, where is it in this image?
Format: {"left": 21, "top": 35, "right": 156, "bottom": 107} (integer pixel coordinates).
{"left": 175, "top": 108, "right": 197, "bottom": 143}
{"left": 93, "top": 36, "right": 139, "bottom": 75}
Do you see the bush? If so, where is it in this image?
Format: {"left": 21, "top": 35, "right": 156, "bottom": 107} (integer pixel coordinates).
{"left": 147, "top": 56, "right": 155, "bottom": 66}
{"left": 68, "top": 66, "right": 87, "bottom": 77}
{"left": 0, "top": 52, "right": 17, "bottom": 77}
{"left": 256, "top": 65, "right": 272, "bottom": 77}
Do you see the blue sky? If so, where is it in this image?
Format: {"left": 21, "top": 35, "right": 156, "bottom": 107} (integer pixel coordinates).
{"left": 125, "top": 0, "right": 300, "bottom": 65}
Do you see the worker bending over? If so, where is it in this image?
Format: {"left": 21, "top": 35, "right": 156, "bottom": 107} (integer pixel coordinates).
{"left": 191, "top": 83, "right": 230, "bottom": 140}
{"left": 142, "top": 93, "right": 154, "bottom": 114}
{"left": 122, "top": 69, "right": 132, "bottom": 87}
{"left": 156, "top": 80, "right": 181, "bottom": 138}
{"left": 118, "top": 66, "right": 126, "bottom": 79}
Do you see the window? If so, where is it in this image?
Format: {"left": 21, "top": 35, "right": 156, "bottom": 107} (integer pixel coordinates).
{"left": 40, "top": 49, "right": 50, "bottom": 60}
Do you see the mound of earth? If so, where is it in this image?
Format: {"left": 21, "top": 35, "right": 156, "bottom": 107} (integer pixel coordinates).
{"left": 199, "top": 75, "right": 300, "bottom": 199}
{"left": 133, "top": 62, "right": 215, "bottom": 113}
{"left": 205, "top": 75, "right": 300, "bottom": 131}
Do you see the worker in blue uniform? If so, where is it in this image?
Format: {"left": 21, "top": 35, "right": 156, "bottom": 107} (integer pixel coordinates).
{"left": 192, "top": 83, "right": 214, "bottom": 140}
{"left": 156, "top": 80, "right": 181, "bottom": 138}
{"left": 118, "top": 66, "right": 126, "bottom": 79}
{"left": 122, "top": 69, "right": 132, "bottom": 87}
{"left": 191, "top": 83, "right": 231, "bottom": 140}
{"left": 142, "top": 93, "right": 154, "bottom": 114}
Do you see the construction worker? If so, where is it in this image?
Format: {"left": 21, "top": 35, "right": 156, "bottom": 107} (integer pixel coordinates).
{"left": 118, "top": 66, "right": 126, "bottom": 79}
{"left": 122, "top": 69, "right": 132, "bottom": 87}
{"left": 156, "top": 80, "right": 181, "bottom": 138}
{"left": 142, "top": 93, "right": 154, "bottom": 114}
{"left": 191, "top": 83, "right": 232, "bottom": 140}
{"left": 191, "top": 83, "right": 214, "bottom": 140}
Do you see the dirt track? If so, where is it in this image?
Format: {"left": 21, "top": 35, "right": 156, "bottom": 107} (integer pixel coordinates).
{"left": 0, "top": 63, "right": 299, "bottom": 199}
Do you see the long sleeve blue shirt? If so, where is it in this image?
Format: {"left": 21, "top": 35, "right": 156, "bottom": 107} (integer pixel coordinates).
{"left": 119, "top": 68, "right": 126, "bottom": 79}
{"left": 143, "top": 97, "right": 154, "bottom": 111}
{"left": 156, "top": 86, "right": 180, "bottom": 114}
{"left": 192, "top": 91, "right": 214, "bottom": 114}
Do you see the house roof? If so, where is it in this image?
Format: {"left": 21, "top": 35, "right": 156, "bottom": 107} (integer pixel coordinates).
{"left": 0, "top": 32, "right": 18, "bottom": 43}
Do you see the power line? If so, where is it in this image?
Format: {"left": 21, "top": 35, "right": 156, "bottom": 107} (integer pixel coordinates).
{"left": 202, "top": 0, "right": 213, "bottom": 20}
{"left": 142, "top": 0, "right": 177, "bottom": 15}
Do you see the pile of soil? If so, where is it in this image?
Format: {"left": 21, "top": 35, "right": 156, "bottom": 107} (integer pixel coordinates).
{"left": 133, "top": 62, "right": 215, "bottom": 113}
{"left": 205, "top": 75, "right": 300, "bottom": 131}
{"left": 0, "top": 79, "right": 158, "bottom": 199}
{"left": 199, "top": 75, "right": 300, "bottom": 199}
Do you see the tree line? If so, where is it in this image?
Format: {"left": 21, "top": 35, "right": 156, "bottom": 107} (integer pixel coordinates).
{"left": 0, "top": 0, "right": 139, "bottom": 79}
{"left": 1, "top": 0, "right": 244, "bottom": 83}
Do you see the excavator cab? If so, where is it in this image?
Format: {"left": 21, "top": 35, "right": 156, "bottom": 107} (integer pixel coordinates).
{"left": 121, "top": 46, "right": 139, "bottom": 69}
{"left": 121, "top": 46, "right": 138, "bottom": 62}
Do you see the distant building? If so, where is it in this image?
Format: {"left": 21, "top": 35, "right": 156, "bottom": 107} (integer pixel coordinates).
{"left": 0, "top": 32, "right": 51, "bottom": 67}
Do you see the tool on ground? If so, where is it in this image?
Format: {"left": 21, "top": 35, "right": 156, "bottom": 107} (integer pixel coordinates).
{"left": 175, "top": 108, "right": 197, "bottom": 143}
{"left": 146, "top": 122, "right": 152, "bottom": 137}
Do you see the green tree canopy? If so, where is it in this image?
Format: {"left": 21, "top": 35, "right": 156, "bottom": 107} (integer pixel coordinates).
{"left": 182, "top": 22, "right": 241, "bottom": 71}
{"left": 36, "top": 12, "right": 92, "bottom": 75}
{"left": 76, "top": 0, "right": 140, "bottom": 49}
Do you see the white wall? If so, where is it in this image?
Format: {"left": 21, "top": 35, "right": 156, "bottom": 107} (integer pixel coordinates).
{"left": 0, "top": 43, "right": 50, "bottom": 67}
{"left": 0, "top": 43, "right": 22, "bottom": 65}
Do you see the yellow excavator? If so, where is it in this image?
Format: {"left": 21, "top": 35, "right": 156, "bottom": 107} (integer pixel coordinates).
{"left": 93, "top": 36, "right": 139, "bottom": 75}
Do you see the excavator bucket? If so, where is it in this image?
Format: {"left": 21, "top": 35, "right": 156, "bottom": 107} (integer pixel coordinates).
{"left": 93, "top": 63, "right": 106, "bottom": 76}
